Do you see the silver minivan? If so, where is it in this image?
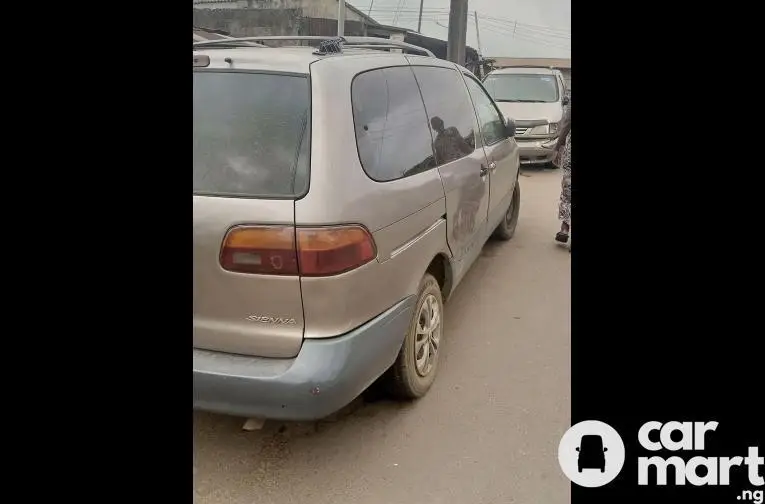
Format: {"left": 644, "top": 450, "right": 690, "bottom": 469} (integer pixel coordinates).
{"left": 483, "top": 66, "right": 569, "bottom": 166}
{"left": 193, "top": 36, "right": 521, "bottom": 421}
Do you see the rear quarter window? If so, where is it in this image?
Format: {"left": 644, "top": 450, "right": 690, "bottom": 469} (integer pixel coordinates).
{"left": 351, "top": 66, "right": 436, "bottom": 182}
{"left": 411, "top": 66, "right": 480, "bottom": 165}
{"left": 193, "top": 71, "right": 310, "bottom": 198}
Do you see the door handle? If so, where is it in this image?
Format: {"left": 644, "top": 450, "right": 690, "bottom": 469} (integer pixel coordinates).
{"left": 479, "top": 165, "right": 489, "bottom": 177}
{"left": 489, "top": 161, "right": 497, "bottom": 172}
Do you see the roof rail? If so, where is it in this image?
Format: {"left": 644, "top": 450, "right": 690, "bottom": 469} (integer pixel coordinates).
{"left": 192, "top": 35, "right": 435, "bottom": 57}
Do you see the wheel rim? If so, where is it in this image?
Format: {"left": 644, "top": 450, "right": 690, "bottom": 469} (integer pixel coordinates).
{"left": 414, "top": 293, "right": 441, "bottom": 377}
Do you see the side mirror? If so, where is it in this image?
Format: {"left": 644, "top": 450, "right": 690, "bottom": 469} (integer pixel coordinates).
{"left": 575, "top": 447, "right": 580, "bottom": 452}
{"left": 603, "top": 447, "right": 608, "bottom": 452}
{"left": 504, "top": 117, "right": 516, "bottom": 138}
{"left": 562, "top": 95, "right": 570, "bottom": 106}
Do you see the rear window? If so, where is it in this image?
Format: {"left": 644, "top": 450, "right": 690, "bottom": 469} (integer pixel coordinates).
{"left": 193, "top": 71, "right": 310, "bottom": 198}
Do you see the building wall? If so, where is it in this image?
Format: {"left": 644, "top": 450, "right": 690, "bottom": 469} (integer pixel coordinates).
{"left": 193, "top": 8, "right": 372, "bottom": 38}
{"left": 193, "top": 8, "right": 303, "bottom": 37}
{"left": 193, "top": 0, "right": 367, "bottom": 22}
{"left": 256, "top": 0, "right": 367, "bottom": 21}
{"left": 194, "top": 1, "right": 249, "bottom": 8}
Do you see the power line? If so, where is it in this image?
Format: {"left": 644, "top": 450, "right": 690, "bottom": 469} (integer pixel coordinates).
{"left": 378, "top": 12, "right": 570, "bottom": 47}
{"left": 351, "top": 3, "right": 571, "bottom": 35}
{"left": 479, "top": 18, "right": 571, "bottom": 44}
{"left": 479, "top": 18, "right": 570, "bottom": 39}
{"left": 480, "top": 15, "right": 570, "bottom": 37}
{"left": 408, "top": 15, "right": 570, "bottom": 53}
{"left": 480, "top": 15, "right": 570, "bottom": 34}
{"left": 480, "top": 25, "right": 571, "bottom": 50}
{"left": 391, "top": 0, "right": 407, "bottom": 25}
{"left": 348, "top": 3, "right": 570, "bottom": 53}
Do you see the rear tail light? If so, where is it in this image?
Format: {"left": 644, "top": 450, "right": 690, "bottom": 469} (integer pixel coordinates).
{"left": 220, "top": 225, "right": 376, "bottom": 277}
{"left": 297, "top": 226, "right": 376, "bottom": 276}
{"left": 220, "top": 226, "right": 299, "bottom": 275}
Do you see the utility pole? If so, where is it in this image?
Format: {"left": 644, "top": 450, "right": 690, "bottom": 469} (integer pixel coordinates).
{"left": 474, "top": 11, "right": 484, "bottom": 78}
{"left": 474, "top": 11, "right": 482, "bottom": 56}
{"left": 446, "top": 0, "right": 468, "bottom": 65}
{"left": 417, "top": 0, "right": 425, "bottom": 33}
{"left": 337, "top": 0, "right": 346, "bottom": 37}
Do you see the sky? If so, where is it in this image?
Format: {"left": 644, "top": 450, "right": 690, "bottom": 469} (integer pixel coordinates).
{"left": 346, "top": 0, "right": 571, "bottom": 59}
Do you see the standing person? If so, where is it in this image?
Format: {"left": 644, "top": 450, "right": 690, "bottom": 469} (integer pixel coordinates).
{"left": 553, "top": 99, "right": 571, "bottom": 246}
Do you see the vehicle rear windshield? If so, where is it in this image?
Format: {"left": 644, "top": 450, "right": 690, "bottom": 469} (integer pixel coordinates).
{"left": 483, "top": 73, "right": 559, "bottom": 103}
{"left": 193, "top": 71, "right": 310, "bottom": 198}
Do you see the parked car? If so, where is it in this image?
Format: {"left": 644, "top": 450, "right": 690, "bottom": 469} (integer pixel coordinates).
{"left": 193, "top": 36, "right": 521, "bottom": 421}
{"left": 482, "top": 66, "right": 569, "bottom": 167}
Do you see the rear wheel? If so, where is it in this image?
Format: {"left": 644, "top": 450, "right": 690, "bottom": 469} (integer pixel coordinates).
{"left": 385, "top": 273, "right": 444, "bottom": 399}
{"left": 492, "top": 181, "right": 521, "bottom": 241}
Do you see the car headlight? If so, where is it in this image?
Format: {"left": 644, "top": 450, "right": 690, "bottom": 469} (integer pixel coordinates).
{"left": 529, "top": 123, "right": 558, "bottom": 135}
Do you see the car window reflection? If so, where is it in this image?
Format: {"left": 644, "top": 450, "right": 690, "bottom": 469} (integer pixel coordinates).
{"left": 430, "top": 116, "right": 474, "bottom": 165}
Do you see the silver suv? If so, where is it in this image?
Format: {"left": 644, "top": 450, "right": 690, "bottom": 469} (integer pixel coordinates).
{"left": 193, "top": 36, "right": 521, "bottom": 421}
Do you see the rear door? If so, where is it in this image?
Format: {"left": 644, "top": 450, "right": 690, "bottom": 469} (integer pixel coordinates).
{"left": 411, "top": 65, "right": 490, "bottom": 274}
{"left": 193, "top": 69, "right": 311, "bottom": 359}
{"left": 461, "top": 73, "right": 520, "bottom": 230}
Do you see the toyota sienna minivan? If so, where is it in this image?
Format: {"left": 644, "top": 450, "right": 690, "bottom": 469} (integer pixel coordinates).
{"left": 483, "top": 66, "right": 568, "bottom": 166}
{"left": 193, "top": 36, "right": 522, "bottom": 421}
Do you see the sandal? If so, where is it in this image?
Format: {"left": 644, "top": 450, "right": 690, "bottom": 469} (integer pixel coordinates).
{"left": 555, "top": 231, "right": 569, "bottom": 243}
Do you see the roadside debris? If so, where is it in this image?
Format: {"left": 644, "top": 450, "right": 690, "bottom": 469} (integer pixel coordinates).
{"left": 242, "top": 417, "right": 266, "bottom": 431}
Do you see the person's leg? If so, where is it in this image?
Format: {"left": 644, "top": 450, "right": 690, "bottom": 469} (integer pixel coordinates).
{"left": 555, "top": 176, "right": 571, "bottom": 242}
{"left": 555, "top": 135, "right": 572, "bottom": 243}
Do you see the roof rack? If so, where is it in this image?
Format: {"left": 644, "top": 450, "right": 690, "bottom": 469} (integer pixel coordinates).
{"left": 192, "top": 35, "right": 435, "bottom": 57}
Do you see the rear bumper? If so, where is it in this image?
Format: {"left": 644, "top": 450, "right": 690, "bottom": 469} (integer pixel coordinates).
{"left": 193, "top": 295, "right": 416, "bottom": 420}
{"left": 517, "top": 138, "right": 558, "bottom": 165}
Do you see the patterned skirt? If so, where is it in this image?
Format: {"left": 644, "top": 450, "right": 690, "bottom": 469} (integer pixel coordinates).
{"left": 558, "top": 133, "right": 571, "bottom": 226}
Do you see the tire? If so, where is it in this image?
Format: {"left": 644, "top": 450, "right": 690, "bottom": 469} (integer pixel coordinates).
{"left": 385, "top": 273, "right": 444, "bottom": 399}
{"left": 492, "top": 181, "right": 521, "bottom": 241}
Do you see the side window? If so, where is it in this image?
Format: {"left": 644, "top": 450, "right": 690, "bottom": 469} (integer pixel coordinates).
{"left": 351, "top": 66, "right": 436, "bottom": 182}
{"left": 462, "top": 75, "right": 507, "bottom": 146}
{"left": 411, "top": 66, "right": 479, "bottom": 166}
